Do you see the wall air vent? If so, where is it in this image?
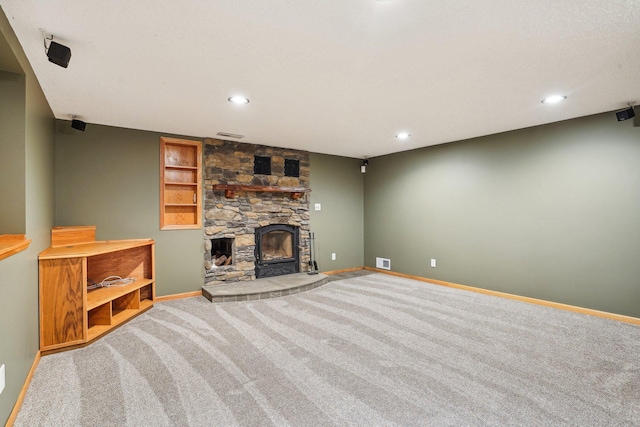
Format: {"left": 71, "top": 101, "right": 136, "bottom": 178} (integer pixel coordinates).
{"left": 376, "top": 257, "right": 391, "bottom": 270}
{"left": 216, "top": 132, "right": 244, "bottom": 139}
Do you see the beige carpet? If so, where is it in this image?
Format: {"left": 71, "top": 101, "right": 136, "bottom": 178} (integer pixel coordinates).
{"left": 15, "top": 273, "right": 640, "bottom": 426}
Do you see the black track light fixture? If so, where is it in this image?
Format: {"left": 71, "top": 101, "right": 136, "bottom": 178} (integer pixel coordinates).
{"left": 70, "top": 115, "right": 86, "bottom": 131}
{"left": 40, "top": 29, "right": 71, "bottom": 68}
{"left": 615, "top": 102, "right": 636, "bottom": 122}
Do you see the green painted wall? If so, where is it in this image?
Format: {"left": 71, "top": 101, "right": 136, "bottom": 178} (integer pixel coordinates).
{"left": 309, "top": 153, "right": 364, "bottom": 272}
{"left": 0, "top": 8, "right": 55, "bottom": 425}
{"left": 54, "top": 123, "right": 204, "bottom": 296}
{"left": 0, "top": 70, "right": 26, "bottom": 234}
{"left": 364, "top": 112, "right": 640, "bottom": 317}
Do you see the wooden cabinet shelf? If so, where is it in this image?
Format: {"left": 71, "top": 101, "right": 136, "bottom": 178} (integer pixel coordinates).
{"left": 165, "top": 165, "right": 198, "bottom": 170}
{"left": 160, "top": 137, "right": 202, "bottom": 230}
{"left": 86, "top": 278, "right": 154, "bottom": 310}
{"left": 39, "top": 226, "right": 155, "bottom": 354}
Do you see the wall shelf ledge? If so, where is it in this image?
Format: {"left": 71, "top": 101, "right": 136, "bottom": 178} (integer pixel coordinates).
{"left": 0, "top": 234, "right": 31, "bottom": 261}
{"left": 212, "top": 184, "right": 310, "bottom": 199}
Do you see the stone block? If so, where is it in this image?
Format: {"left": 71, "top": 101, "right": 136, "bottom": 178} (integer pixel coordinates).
{"left": 235, "top": 234, "right": 255, "bottom": 247}
{"left": 205, "top": 138, "right": 224, "bottom": 146}
{"left": 225, "top": 271, "right": 246, "bottom": 279}
{"left": 237, "top": 174, "right": 253, "bottom": 183}
{"left": 277, "top": 176, "right": 300, "bottom": 187}
{"left": 235, "top": 142, "right": 255, "bottom": 153}
{"left": 205, "top": 226, "right": 227, "bottom": 235}
{"left": 205, "top": 209, "right": 241, "bottom": 221}
{"left": 235, "top": 261, "right": 255, "bottom": 271}
{"left": 233, "top": 150, "right": 252, "bottom": 158}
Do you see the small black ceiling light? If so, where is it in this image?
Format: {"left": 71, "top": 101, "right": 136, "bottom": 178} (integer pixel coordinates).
{"left": 615, "top": 103, "right": 636, "bottom": 122}
{"left": 70, "top": 115, "right": 86, "bottom": 131}
{"left": 361, "top": 159, "right": 369, "bottom": 174}
{"left": 40, "top": 29, "right": 71, "bottom": 68}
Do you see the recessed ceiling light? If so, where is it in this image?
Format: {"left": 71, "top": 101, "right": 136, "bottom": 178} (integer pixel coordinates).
{"left": 228, "top": 96, "right": 249, "bottom": 105}
{"left": 541, "top": 95, "right": 567, "bottom": 104}
{"left": 396, "top": 132, "right": 410, "bottom": 140}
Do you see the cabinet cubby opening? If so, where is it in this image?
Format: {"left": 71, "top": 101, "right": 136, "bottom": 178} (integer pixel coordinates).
{"left": 165, "top": 145, "right": 197, "bottom": 168}
{"left": 112, "top": 290, "right": 140, "bottom": 316}
{"left": 165, "top": 169, "right": 197, "bottom": 183}
{"left": 164, "top": 185, "right": 197, "bottom": 205}
{"left": 140, "top": 284, "right": 153, "bottom": 302}
{"left": 87, "top": 246, "right": 153, "bottom": 283}
{"left": 88, "top": 303, "right": 111, "bottom": 328}
{"left": 164, "top": 205, "right": 199, "bottom": 225}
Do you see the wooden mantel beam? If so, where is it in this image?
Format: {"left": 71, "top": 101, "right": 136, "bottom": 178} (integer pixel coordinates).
{"left": 212, "top": 184, "right": 311, "bottom": 199}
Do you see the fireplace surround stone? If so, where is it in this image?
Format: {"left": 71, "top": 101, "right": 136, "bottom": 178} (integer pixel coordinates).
{"left": 203, "top": 138, "right": 310, "bottom": 285}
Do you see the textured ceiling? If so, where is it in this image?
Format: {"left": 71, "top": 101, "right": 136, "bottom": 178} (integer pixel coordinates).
{"left": 2, "top": 0, "right": 639, "bottom": 158}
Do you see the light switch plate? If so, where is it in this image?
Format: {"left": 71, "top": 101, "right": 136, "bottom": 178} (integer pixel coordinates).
{"left": 314, "top": 203, "right": 321, "bottom": 211}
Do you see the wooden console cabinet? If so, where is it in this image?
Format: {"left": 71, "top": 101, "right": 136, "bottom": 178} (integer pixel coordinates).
{"left": 38, "top": 226, "right": 155, "bottom": 353}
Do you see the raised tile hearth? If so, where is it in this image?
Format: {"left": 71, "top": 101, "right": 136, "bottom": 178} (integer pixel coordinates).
{"left": 202, "top": 273, "right": 328, "bottom": 302}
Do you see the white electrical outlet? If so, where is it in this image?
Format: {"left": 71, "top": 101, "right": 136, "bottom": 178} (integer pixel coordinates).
{"left": 430, "top": 259, "right": 436, "bottom": 268}
{"left": 0, "top": 364, "right": 5, "bottom": 395}
{"left": 314, "top": 203, "right": 322, "bottom": 211}
{"left": 331, "top": 253, "right": 336, "bottom": 260}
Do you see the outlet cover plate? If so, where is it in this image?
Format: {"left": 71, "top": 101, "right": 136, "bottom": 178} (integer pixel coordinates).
{"left": 431, "top": 259, "right": 436, "bottom": 268}
{"left": 0, "top": 364, "right": 5, "bottom": 395}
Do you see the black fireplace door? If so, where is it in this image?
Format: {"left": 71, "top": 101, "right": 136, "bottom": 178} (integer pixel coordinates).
{"left": 254, "top": 225, "right": 299, "bottom": 278}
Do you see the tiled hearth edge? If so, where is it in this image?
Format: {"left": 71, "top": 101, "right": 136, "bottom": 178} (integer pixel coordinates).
{"left": 203, "top": 138, "right": 311, "bottom": 285}
{"left": 201, "top": 273, "right": 329, "bottom": 303}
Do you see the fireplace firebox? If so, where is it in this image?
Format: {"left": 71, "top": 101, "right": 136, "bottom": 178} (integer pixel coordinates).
{"left": 255, "top": 224, "right": 299, "bottom": 278}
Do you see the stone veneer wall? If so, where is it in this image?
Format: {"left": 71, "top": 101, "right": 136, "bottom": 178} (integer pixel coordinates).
{"left": 204, "top": 138, "right": 311, "bottom": 285}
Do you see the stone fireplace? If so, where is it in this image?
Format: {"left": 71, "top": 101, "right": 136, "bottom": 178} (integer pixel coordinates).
{"left": 203, "top": 138, "right": 310, "bottom": 285}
